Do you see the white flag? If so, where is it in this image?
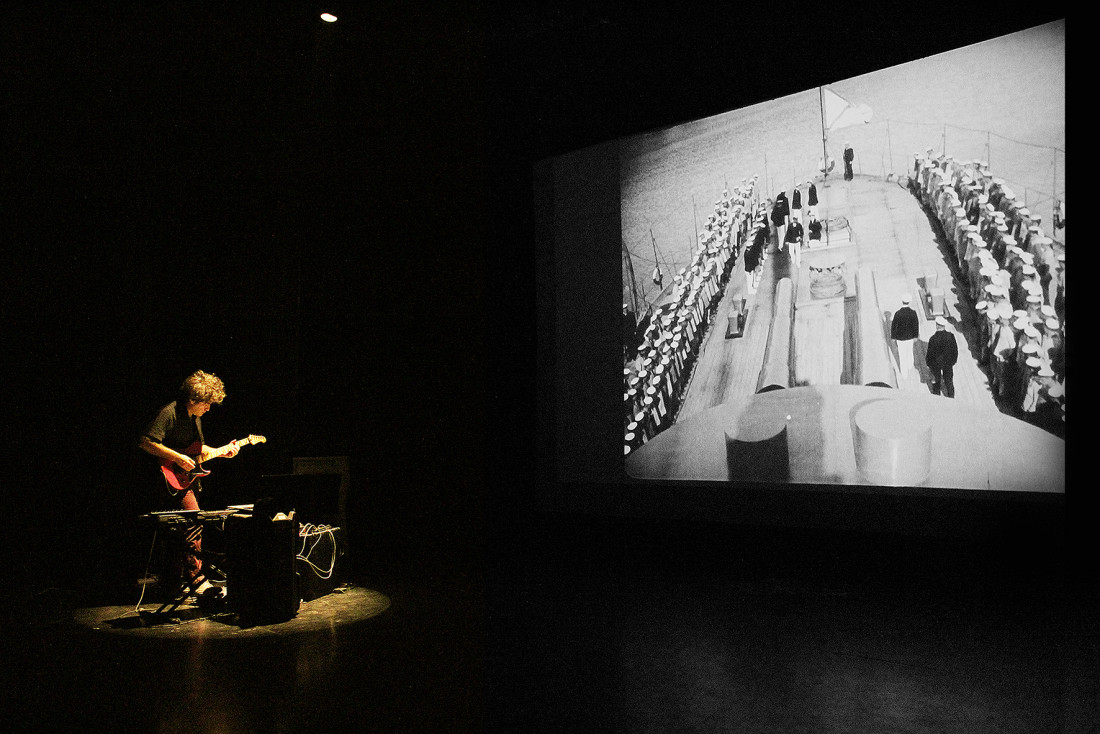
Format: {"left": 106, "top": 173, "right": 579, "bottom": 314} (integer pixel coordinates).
{"left": 823, "top": 87, "right": 873, "bottom": 130}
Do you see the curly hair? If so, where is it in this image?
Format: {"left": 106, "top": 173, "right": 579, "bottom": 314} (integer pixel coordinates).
{"left": 180, "top": 370, "right": 227, "bottom": 405}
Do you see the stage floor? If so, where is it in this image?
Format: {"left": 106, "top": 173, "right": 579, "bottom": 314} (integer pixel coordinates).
{"left": 72, "top": 584, "right": 390, "bottom": 640}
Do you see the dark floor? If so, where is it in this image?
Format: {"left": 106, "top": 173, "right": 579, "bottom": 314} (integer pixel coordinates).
{"left": 485, "top": 508, "right": 1097, "bottom": 734}
{"left": 3, "top": 546, "right": 482, "bottom": 733}
{"left": 4, "top": 504, "right": 1095, "bottom": 733}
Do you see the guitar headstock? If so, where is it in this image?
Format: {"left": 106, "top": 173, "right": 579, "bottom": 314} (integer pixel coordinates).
{"left": 243, "top": 434, "right": 267, "bottom": 445}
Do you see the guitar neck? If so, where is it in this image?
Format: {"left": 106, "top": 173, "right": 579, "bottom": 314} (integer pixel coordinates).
{"left": 206, "top": 435, "right": 263, "bottom": 461}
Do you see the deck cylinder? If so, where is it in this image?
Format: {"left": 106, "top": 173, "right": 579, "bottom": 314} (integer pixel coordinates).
{"left": 725, "top": 414, "right": 790, "bottom": 483}
{"left": 852, "top": 399, "right": 932, "bottom": 486}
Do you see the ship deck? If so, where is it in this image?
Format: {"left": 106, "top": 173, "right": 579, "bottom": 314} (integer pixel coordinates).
{"left": 675, "top": 174, "right": 1003, "bottom": 423}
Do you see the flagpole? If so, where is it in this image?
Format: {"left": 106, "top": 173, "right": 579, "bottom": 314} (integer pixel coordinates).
{"left": 819, "top": 86, "right": 830, "bottom": 247}
{"left": 820, "top": 87, "right": 829, "bottom": 186}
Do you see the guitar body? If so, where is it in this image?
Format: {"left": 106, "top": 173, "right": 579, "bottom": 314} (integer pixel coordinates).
{"left": 160, "top": 441, "right": 211, "bottom": 494}
{"left": 158, "top": 434, "right": 266, "bottom": 495}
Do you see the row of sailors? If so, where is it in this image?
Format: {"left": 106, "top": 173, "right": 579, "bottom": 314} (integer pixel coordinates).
{"left": 975, "top": 298, "right": 1065, "bottom": 421}
{"left": 913, "top": 151, "right": 1065, "bottom": 423}
{"left": 913, "top": 151, "right": 1064, "bottom": 311}
{"left": 624, "top": 178, "right": 760, "bottom": 454}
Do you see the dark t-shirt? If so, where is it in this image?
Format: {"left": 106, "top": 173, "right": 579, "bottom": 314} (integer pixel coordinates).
{"left": 143, "top": 400, "right": 204, "bottom": 454}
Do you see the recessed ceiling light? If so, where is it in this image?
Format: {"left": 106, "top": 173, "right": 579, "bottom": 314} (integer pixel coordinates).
{"left": 320, "top": 13, "right": 338, "bottom": 23}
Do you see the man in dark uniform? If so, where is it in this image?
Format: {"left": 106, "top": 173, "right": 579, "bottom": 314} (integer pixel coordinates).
{"left": 890, "top": 295, "right": 920, "bottom": 381}
{"left": 843, "top": 143, "right": 855, "bottom": 181}
{"left": 771, "top": 192, "right": 790, "bottom": 251}
{"left": 807, "top": 180, "right": 819, "bottom": 218}
{"left": 925, "top": 316, "right": 959, "bottom": 397}
{"left": 807, "top": 214, "right": 823, "bottom": 246}
{"left": 784, "top": 216, "right": 805, "bottom": 269}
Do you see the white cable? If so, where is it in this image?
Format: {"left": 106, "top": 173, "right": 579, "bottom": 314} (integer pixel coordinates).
{"left": 134, "top": 528, "right": 159, "bottom": 612}
{"left": 295, "top": 526, "right": 338, "bottom": 578}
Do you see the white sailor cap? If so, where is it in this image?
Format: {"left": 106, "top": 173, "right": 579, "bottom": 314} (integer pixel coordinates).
{"left": 1037, "top": 236, "right": 1054, "bottom": 247}
{"left": 1024, "top": 326, "right": 1041, "bottom": 340}
{"left": 1017, "top": 207, "right": 1030, "bottom": 217}
{"left": 1056, "top": 252, "right": 1065, "bottom": 262}
{"left": 1026, "top": 356, "right": 1042, "bottom": 368}
{"left": 993, "top": 210, "right": 1006, "bottom": 218}
{"left": 1002, "top": 188, "right": 1015, "bottom": 200}
{"left": 1049, "top": 382, "right": 1064, "bottom": 398}
{"left": 1001, "top": 236, "right": 1016, "bottom": 247}
{"left": 901, "top": 294, "right": 911, "bottom": 304}
{"left": 935, "top": 315, "right": 948, "bottom": 326}
{"left": 997, "top": 302, "right": 1015, "bottom": 319}
{"left": 1038, "top": 364, "right": 1055, "bottom": 378}
{"left": 996, "top": 224, "right": 1009, "bottom": 233}
{"left": 967, "top": 224, "right": 980, "bottom": 232}
{"left": 1022, "top": 343, "right": 1039, "bottom": 354}
{"left": 992, "top": 177, "right": 1005, "bottom": 186}
{"left": 1031, "top": 214, "right": 1043, "bottom": 223}
{"left": 1022, "top": 264, "right": 1037, "bottom": 276}
{"left": 1044, "top": 317, "right": 1060, "bottom": 331}
{"left": 1026, "top": 295, "right": 1043, "bottom": 306}
{"left": 978, "top": 194, "right": 989, "bottom": 203}
{"left": 975, "top": 300, "right": 989, "bottom": 311}
{"left": 1041, "top": 305, "right": 1056, "bottom": 318}
{"left": 1019, "top": 251, "right": 1034, "bottom": 263}
{"left": 1013, "top": 317, "right": 1029, "bottom": 330}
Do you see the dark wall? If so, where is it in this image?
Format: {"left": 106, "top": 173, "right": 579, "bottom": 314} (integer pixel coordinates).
{"left": 5, "top": 3, "right": 484, "bottom": 590}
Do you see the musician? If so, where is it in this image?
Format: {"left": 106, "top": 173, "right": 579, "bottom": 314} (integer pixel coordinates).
{"left": 139, "top": 370, "right": 238, "bottom": 589}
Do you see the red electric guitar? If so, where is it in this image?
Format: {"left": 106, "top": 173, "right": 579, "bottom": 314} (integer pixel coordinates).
{"left": 160, "top": 434, "right": 266, "bottom": 494}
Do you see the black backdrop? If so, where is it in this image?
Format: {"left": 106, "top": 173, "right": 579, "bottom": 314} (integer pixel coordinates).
{"left": 4, "top": 2, "right": 484, "bottom": 589}
{"left": 3, "top": 3, "right": 1073, "bottom": 596}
